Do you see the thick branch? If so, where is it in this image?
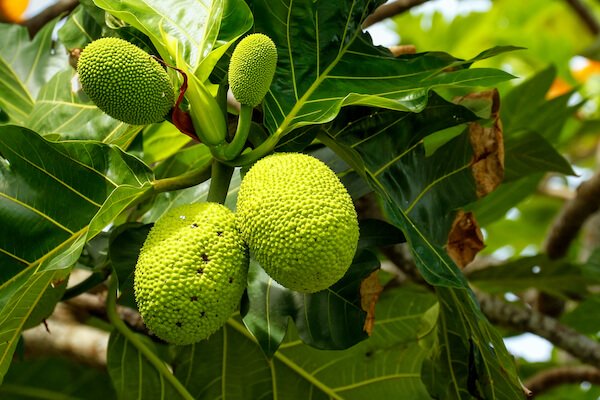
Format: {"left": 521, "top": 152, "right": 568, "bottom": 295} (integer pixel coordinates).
{"left": 23, "top": 0, "right": 79, "bottom": 37}
{"left": 64, "top": 292, "right": 147, "bottom": 333}
{"left": 545, "top": 171, "right": 600, "bottom": 259}
{"left": 525, "top": 366, "right": 600, "bottom": 398}
{"left": 565, "top": 0, "right": 600, "bottom": 36}
{"left": 477, "top": 291, "right": 600, "bottom": 368}
{"left": 363, "top": 0, "right": 430, "bottom": 28}
{"left": 22, "top": 316, "right": 108, "bottom": 368}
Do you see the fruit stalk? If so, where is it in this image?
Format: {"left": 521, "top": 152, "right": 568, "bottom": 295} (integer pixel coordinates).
{"left": 206, "top": 159, "right": 234, "bottom": 204}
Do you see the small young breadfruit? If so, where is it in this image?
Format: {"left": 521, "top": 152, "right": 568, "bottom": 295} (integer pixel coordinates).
{"left": 77, "top": 37, "right": 175, "bottom": 125}
{"left": 228, "top": 33, "right": 277, "bottom": 106}
{"left": 235, "top": 153, "right": 359, "bottom": 293}
{"left": 134, "top": 203, "right": 249, "bottom": 345}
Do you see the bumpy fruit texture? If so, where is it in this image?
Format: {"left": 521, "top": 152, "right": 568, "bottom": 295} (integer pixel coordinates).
{"left": 228, "top": 33, "right": 277, "bottom": 106}
{"left": 77, "top": 37, "right": 175, "bottom": 125}
{"left": 134, "top": 203, "right": 249, "bottom": 345}
{"left": 236, "top": 153, "right": 359, "bottom": 293}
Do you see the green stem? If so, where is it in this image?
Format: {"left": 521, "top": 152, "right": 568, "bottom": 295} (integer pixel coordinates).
{"left": 206, "top": 159, "right": 234, "bottom": 204}
{"left": 61, "top": 265, "right": 110, "bottom": 301}
{"left": 151, "top": 161, "right": 212, "bottom": 193}
{"left": 106, "top": 274, "right": 194, "bottom": 400}
{"left": 225, "top": 133, "right": 281, "bottom": 166}
{"left": 222, "top": 104, "right": 253, "bottom": 160}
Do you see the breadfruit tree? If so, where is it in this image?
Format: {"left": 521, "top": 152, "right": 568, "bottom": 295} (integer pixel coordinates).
{"left": 1, "top": 0, "right": 599, "bottom": 399}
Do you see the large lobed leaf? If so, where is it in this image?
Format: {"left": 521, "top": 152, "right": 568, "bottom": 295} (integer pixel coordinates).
{"left": 172, "top": 285, "right": 436, "bottom": 400}
{"left": 323, "top": 94, "right": 525, "bottom": 397}
{"left": 0, "top": 125, "right": 153, "bottom": 382}
{"left": 250, "top": 0, "right": 516, "bottom": 137}
{"left": 0, "top": 21, "right": 67, "bottom": 125}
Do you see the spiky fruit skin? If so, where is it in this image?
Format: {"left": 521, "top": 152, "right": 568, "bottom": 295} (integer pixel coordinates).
{"left": 236, "top": 153, "right": 359, "bottom": 293}
{"left": 228, "top": 33, "right": 277, "bottom": 106}
{"left": 134, "top": 203, "right": 248, "bottom": 345}
{"left": 77, "top": 37, "right": 174, "bottom": 125}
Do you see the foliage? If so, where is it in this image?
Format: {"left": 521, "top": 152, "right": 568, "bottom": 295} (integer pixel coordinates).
{"left": 1, "top": 0, "right": 599, "bottom": 399}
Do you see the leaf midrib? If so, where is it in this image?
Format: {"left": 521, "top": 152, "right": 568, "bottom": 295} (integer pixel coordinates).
{"left": 226, "top": 319, "right": 344, "bottom": 400}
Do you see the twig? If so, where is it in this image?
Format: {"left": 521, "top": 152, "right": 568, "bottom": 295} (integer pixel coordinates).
{"left": 545, "top": 171, "right": 600, "bottom": 259}
{"left": 363, "top": 0, "right": 430, "bottom": 28}
{"left": 23, "top": 0, "right": 80, "bottom": 37}
{"left": 477, "top": 291, "right": 600, "bottom": 368}
{"left": 565, "top": 0, "right": 600, "bottom": 36}
{"left": 525, "top": 366, "right": 600, "bottom": 398}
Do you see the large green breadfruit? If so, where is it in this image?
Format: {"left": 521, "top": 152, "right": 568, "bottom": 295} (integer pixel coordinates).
{"left": 134, "top": 203, "right": 249, "bottom": 345}
{"left": 228, "top": 33, "right": 277, "bottom": 106}
{"left": 77, "top": 37, "right": 175, "bottom": 125}
{"left": 235, "top": 153, "right": 359, "bottom": 293}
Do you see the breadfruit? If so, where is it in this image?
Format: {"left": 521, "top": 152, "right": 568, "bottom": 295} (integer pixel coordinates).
{"left": 77, "top": 37, "right": 174, "bottom": 125}
{"left": 235, "top": 153, "right": 359, "bottom": 293}
{"left": 228, "top": 33, "right": 277, "bottom": 106}
{"left": 134, "top": 203, "right": 249, "bottom": 345}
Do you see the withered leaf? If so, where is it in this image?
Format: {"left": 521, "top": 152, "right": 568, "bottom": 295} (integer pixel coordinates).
{"left": 360, "top": 270, "right": 383, "bottom": 336}
{"left": 446, "top": 210, "right": 485, "bottom": 268}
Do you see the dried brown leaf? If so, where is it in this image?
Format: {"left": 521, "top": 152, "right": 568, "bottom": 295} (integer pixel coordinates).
{"left": 456, "top": 89, "right": 505, "bottom": 197}
{"left": 360, "top": 270, "right": 383, "bottom": 336}
{"left": 446, "top": 211, "right": 485, "bottom": 268}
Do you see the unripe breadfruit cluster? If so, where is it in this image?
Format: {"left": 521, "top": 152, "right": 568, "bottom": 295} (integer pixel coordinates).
{"left": 134, "top": 203, "right": 248, "bottom": 345}
{"left": 228, "top": 33, "right": 277, "bottom": 106}
{"left": 236, "top": 153, "right": 360, "bottom": 293}
{"left": 77, "top": 37, "right": 175, "bottom": 125}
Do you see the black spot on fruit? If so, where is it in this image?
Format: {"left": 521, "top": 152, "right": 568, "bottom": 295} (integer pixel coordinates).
{"left": 201, "top": 311, "right": 206, "bottom": 317}
{"left": 190, "top": 296, "right": 198, "bottom": 302}
{"left": 191, "top": 223, "right": 198, "bottom": 228}
{"left": 201, "top": 253, "right": 209, "bottom": 262}
{"left": 197, "top": 268, "right": 204, "bottom": 274}
{"left": 216, "top": 231, "right": 223, "bottom": 236}
{"left": 228, "top": 277, "right": 234, "bottom": 283}
{"left": 176, "top": 322, "right": 182, "bottom": 327}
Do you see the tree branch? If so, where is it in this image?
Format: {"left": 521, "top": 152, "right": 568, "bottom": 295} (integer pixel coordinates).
{"left": 23, "top": 0, "right": 80, "bottom": 37}
{"left": 477, "top": 291, "right": 600, "bottom": 368}
{"left": 22, "top": 311, "right": 108, "bottom": 368}
{"left": 525, "top": 366, "right": 600, "bottom": 398}
{"left": 565, "top": 0, "right": 600, "bottom": 36}
{"left": 545, "top": 170, "right": 600, "bottom": 260}
{"left": 363, "top": 0, "right": 430, "bottom": 28}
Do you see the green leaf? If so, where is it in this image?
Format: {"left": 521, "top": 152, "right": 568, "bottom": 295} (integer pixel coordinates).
{"left": 357, "top": 219, "right": 406, "bottom": 249}
{"left": 322, "top": 93, "right": 480, "bottom": 248}
{"left": 58, "top": 4, "right": 104, "bottom": 49}
{"left": 0, "top": 125, "right": 153, "bottom": 382}
{"left": 0, "top": 20, "right": 69, "bottom": 125}
{"left": 92, "top": 0, "right": 252, "bottom": 75}
{"left": 107, "top": 332, "right": 186, "bottom": 400}
{"left": 109, "top": 223, "right": 152, "bottom": 309}
{"left": 0, "top": 21, "right": 67, "bottom": 100}
{"left": 1, "top": 356, "right": 116, "bottom": 400}
{"left": 502, "top": 67, "right": 579, "bottom": 142}
{"left": 242, "top": 250, "right": 379, "bottom": 357}
{"left": 467, "top": 174, "right": 543, "bottom": 226}
{"left": 174, "top": 285, "right": 436, "bottom": 399}
{"left": 560, "top": 295, "right": 600, "bottom": 334}
{"left": 502, "top": 65, "right": 557, "bottom": 130}
{"left": 324, "top": 96, "right": 524, "bottom": 397}
{"left": 252, "top": 0, "right": 515, "bottom": 136}
{"left": 0, "top": 57, "right": 32, "bottom": 125}
{"left": 504, "top": 132, "right": 575, "bottom": 181}
{"left": 26, "top": 70, "right": 142, "bottom": 145}
{"left": 142, "top": 123, "right": 192, "bottom": 165}
{"left": 468, "top": 255, "right": 593, "bottom": 298}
